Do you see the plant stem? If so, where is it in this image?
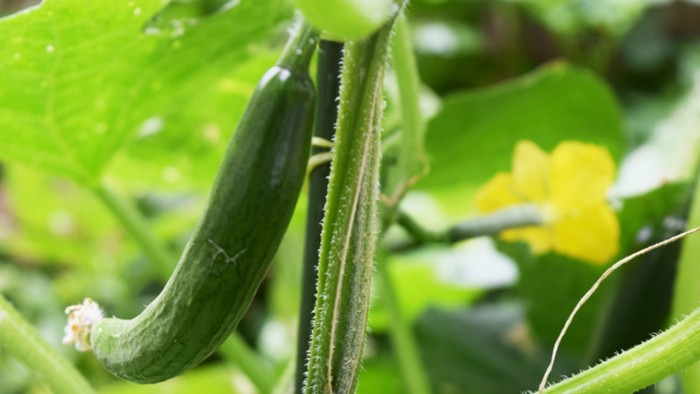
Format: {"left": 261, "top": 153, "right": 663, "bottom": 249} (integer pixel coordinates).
{"left": 541, "top": 304, "right": 700, "bottom": 394}
{"left": 278, "top": 19, "right": 319, "bottom": 72}
{"left": 305, "top": 15, "right": 397, "bottom": 394}
{"left": 673, "top": 176, "right": 700, "bottom": 394}
{"left": 375, "top": 247, "right": 433, "bottom": 394}
{"left": 295, "top": 40, "right": 343, "bottom": 394}
{"left": 218, "top": 334, "right": 274, "bottom": 394}
{"left": 273, "top": 360, "right": 297, "bottom": 394}
{"left": 92, "top": 183, "right": 273, "bottom": 393}
{"left": 382, "top": 14, "right": 427, "bottom": 214}
{"left": 391, "top": 203, "right": 543, "bottom": 252}
{"left": 366, "top": 16, "right": 433, "bottom": 394}
{"left": 93, "top": 183, "right": 173, "bottom": 278}
{"left": 0, "top": 294, "right": 96, "bottom": 394}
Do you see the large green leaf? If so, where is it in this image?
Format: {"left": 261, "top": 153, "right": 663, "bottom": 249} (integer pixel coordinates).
{"left": 415, "top": 304, "right": 580, "bottom": 394}
{"left": 416, "top": 62, "right": 624, "bottom": 215}
{"left": 0, "top": 0, "right": 290, "bottom": 185}
{"left": 499, "top": 241, "right": 610, "bottom": 356}
{"left": 107, "top": 52, "right": 279, "bottom": 192}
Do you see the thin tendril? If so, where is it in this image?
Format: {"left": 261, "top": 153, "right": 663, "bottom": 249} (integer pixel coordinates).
{"left": 538, "top": 226, "right": 700, "bottom": 393}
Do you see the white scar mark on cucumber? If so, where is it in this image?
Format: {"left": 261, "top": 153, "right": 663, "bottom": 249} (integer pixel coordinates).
{"left": 207, "top": 239, "right": 246, "bottom": 268}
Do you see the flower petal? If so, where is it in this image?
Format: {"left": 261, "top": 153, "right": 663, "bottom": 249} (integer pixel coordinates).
{"left": 513, "top": 140, "right": 549, "bottom": 203}
{"left": 550, "top": 142, "right": 616, "bottom": 212}
{"left": 501, "top": 227, "right": 553, "bottom": 255}
{"left": 476, "top": 173, "right": 526, "bottom": 213}
{"left": 552, "top": 203, "right": 620, "bottom": 264}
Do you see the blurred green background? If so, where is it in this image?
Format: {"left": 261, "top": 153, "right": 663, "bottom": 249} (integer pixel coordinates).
{"left": 1, "top": 0, "right": 700, "bottom": 393}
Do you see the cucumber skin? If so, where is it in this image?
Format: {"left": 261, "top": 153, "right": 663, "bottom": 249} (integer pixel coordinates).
{"left": 91, "top": 65, "right": 315, "bottom": 384}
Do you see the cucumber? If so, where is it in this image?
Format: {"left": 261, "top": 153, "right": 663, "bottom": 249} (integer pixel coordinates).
{"left": 88, "top": 22, "right": 318, "bottom": 384}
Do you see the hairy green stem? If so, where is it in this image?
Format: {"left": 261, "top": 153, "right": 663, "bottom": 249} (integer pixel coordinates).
{"left": 382, "top": 14, "right": 427, "bottom": 211}
{"left": 392, "top": 203, "right": 543, "bottom": 252}
{"left": 362, "top": 16, "right": 433, "bottom": 394}
{"left": 305, "top": 15, "right": 397, "bottom": 394}
{"left": 295, "top": 40, "right": 343, "bottom": 394}
{"left": 0, "top": 295, "right": 96, "bottom": 394}
{"left": 375, "top": 247, "right": 432, "bottom": 394}
{"left": 92, "top": 183, "right": 273, "bottom": 393}
{"left": 673, "top": 176, "right": 700, "bottom": 394}
{"left": 541, "top": 305, "right": 700, "bottom": 394}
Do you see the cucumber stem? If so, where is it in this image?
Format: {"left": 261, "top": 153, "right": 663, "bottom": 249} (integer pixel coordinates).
{"left": 305, "top": 14, "right": 397, "bottom": 394}
{"left": 371, "top": 14, "right": 433, "bottom": 394}
{"left": 218, "top": 334, "right": 275, "bottom": 394}
{"left": 92, "top": 183, "right": 273, "bottom": 392}
{"left": 391, "top": 203, "right": 543, "bottom": 252}
{"left": 93, "top": 184, "right": 173, "bottom": 278}
{"left": 295, "top": 39, "right": 343, "bottom": 394}
{"left": 278, "top": 19, "right": 319, "bottom": 72}
{"left": 673, "top": 175, "right": 700, "bottom": 394}
{"left": 375, "top": 247, "right": 433, "bottom": 394}
{"left": 381, "top": 13, "right": 428, "bottom": 221}
{"left": 0, "top": 295, "right": 96, "bottom": 394}
{"left": 541, "top": 304, "right": 700, "bottom": 394}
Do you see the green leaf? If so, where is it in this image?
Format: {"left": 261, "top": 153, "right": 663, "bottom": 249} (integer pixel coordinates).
{"left": 415, "top": 304, "right": 580, "bottom": 394}
{"left": 499, "top": 241, "right": 611, "bottom": 356}
{"left": 416, "top": 62, "right": 624, "bottom": 216}
{"left": 1, "top": 164, "right": 128, "bottom": 267}
{"left": 107, "top": 52, "right": 279, "bottom": 192}
{"left": 0, "top": 0, "right": 291, "bottom": 185}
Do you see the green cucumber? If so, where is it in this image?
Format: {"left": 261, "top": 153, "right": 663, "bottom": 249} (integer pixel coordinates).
{"left": 89, "top": 22, "right": 318, "bottom": 384}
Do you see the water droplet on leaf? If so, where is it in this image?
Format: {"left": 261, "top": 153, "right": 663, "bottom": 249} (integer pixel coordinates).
{"left": 137, "top": 116, "right": 164, "bottom": 138}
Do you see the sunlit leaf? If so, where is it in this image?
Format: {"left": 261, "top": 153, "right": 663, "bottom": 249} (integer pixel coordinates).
{"left": 1, "top": 164, "right": 128, "bottom": 267}
{"left": 417, "top": 62, "right": 624, "bottom": 216}
{"left": 0, "top": 0, "right": 291, "bottom": 185}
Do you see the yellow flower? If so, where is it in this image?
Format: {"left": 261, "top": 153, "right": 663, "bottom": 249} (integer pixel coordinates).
{"left": 476, "top": 140, "right": 619, "bottom": 264}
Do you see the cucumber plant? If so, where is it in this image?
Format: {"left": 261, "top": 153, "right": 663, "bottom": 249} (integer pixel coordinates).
{"left": 303, "top": 9, "right": 401, "bottom": 393}
{"left": 4, "top": 2, "right": 700, "bottom": 394}
{"left": 84, "top": 21, "right": 319, "bottom": 384}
